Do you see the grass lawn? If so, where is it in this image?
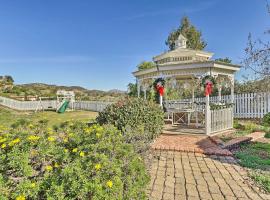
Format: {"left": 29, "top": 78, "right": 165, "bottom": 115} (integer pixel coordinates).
{"left": 0, "top": 106, "right": 98, "bottom": 127}
{"left": 235, "top": 142, "right": 270, "bottom": 192}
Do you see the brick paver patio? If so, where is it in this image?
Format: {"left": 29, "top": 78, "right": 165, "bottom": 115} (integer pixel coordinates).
{"left": 151, "top": 134, "right": 232, "bottom": 156}
{"left": 147, "top": 134, "right": 270, "bottom": 199}
{"left": 147, "top": 150, "right": 270, "bottom": 200}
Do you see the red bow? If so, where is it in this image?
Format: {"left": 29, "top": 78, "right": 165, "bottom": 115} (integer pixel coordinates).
{"left": 156, "top": 85, "right": 164, "bottom": 96}
{"left": 205, "top": 81, "right": 213, "bottom": 96}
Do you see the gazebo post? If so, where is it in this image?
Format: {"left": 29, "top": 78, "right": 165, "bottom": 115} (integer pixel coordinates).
{"left": 230, "top": 77, "right": 234, "bottom": 103}
{"left": 144, "top": 89, "right": 147, "bottom": 100}
{"left": 137, "top": 80, "right": 141, "bottom": 98}
{"left": 205, "top": 94, "right": 211, "bottom": 135}
{"left": 160, "top": 95, "right": 163, "bottom": 106}
{"left": 218, "top": 84, "right": 222, "bottom": 102}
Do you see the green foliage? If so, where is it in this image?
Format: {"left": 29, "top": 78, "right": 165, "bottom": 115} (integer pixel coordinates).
{"left": 127, "top": 83, "right": 138, "bottom": 97}
{"left": 0, "top": 121, "right": 149, "bottom": 199}
{"left": 263, "top": 113, "right": 270, "bottom": 126}
{"left": 235, "top": 142, "right": 270, "bottom": 171}
{"left": 96, "top": 98, "right": 164, "bottom": 152}
{"left": 215, "top": 57, "right": 232, "bottom": 64}
{"left": 244, "top": 122, "right": 260, "bottom": 132}
{"left": 165, "top": 16, "right": 207, "bottom": 50}
{"left": 265, "top": 132, "right": 270, "bottom": 138}
{"left": 137, "top": 61, "right": 156, "bottom": 71}
{"left": 209, "top": 103, "right": 234, "bottom": 110}
{"left": 250, "top": 172, "right": 270, "bottom": 193}
{"left": 233, "top": 120, "right": 245, "bottom": 130}
{"left": 234, "top": 78, "right": 270, "bottom": 94}
{"left": 0, "top": 83, "right": 126, "bottom": 102}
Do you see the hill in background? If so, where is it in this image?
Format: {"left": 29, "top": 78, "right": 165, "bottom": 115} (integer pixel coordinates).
{"left": 0, "top": 83, "right": 127, "bottom": 102}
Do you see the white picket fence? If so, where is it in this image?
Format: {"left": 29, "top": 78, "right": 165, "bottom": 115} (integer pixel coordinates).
{"left": 0, "top": 96, "right": 112, "bottom": 112}
{"left": 166, "top": 92, "right": 270, "bottom": 119}
{"left": 0, "top": 96, "right": 57, "bottom": 111}
{"left": 1, "top": 93, "right": 270, "bottom": 118}
{"left": 73, "top": 101, "right": 112, "bottom": 112}
{"left": 210, "top": 107, "right": 233, "bottom": 134}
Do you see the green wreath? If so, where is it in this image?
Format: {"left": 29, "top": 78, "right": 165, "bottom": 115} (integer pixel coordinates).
{"left": 153, "top": 78, "right": 166, "bottom": 88}
{"left": 201, "top": 75, "right": 216, "bottom": 87}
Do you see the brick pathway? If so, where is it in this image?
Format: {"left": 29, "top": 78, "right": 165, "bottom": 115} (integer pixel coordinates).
{"left": 151, "top": 134, "right": 232, "bottom": 156}
{"left": 147, "top": 150, "right": 270, "bottom": 200}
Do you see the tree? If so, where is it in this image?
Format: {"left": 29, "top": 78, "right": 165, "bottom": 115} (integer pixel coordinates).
{"left": 165, "top": 16, "right": 207, "bottom": 50}
{"left": 4, "top": 75, "right": 14, "bottom": 84}
{"left": 127, "top": 83, "right": 138, "bottom": 97}
{"left": 137, "top": 61, "right": 156, "bottom": 71}
{"left": 243, "top": 2, "right": 270, "bottom": 76}
{"left": 215, "top": 57, "right": 232, "bottom": 64}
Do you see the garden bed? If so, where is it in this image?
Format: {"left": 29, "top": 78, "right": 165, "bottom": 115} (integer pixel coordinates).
{"left": 234, "top": 142, "right": 270, "bottom": 193}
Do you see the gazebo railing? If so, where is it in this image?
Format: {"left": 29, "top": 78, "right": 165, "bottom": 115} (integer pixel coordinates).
{"left": 165, "top": 96, "right": 234, "bottom": 135}
{"left": 210, "top": 107, "right": 233, "bottom": 134}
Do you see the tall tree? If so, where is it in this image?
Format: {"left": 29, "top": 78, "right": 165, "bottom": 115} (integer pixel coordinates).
{"left": 165, "top": 16, "right": 207, "bottom": 50}
{"left": 243, "top": 2, "right": 270, "bottom": 76}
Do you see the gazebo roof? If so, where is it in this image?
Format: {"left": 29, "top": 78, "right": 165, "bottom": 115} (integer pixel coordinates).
{"left": 153, "top": 48, "right": 214, "bottom": 65}
{"left": 133, "top": 60, "right": 240, "bottom": 79}
{"left": 133, "top": 34, "right": 241, "bottom": 80}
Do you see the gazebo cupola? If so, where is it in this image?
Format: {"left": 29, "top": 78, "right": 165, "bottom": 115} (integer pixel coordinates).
{"left": 153, "top": 34, "right": 214, "bottom": 66}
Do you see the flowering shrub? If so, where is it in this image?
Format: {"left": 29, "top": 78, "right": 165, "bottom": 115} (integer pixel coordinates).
{"left": 96, "top": 98, "right": 164, "bottom": 152}
{"left": 0, "top": 121, "right": 149, "bottom": 199}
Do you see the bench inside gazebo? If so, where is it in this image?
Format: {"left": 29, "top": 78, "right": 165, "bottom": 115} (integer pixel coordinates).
{"left": 133, "top": 34, "right": 240, "bottom": 135}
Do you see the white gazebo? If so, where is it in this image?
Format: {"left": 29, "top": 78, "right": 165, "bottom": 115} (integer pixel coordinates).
{"left": 133, "top": 34, "right": 240, "bottom": 135}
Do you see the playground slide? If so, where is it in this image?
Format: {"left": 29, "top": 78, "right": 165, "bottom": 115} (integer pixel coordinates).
{"left": 57, "top": 100, "right": 70, "bottom": 113}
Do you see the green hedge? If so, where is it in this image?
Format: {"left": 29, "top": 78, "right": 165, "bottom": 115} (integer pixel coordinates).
{"left": 0, "top": 121, "right": 149, "bottom": 200}
{"left": 96, "top": 98, "right": 164, "bottom": 152}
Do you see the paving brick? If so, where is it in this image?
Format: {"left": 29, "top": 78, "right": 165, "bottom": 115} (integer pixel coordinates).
{"left": 148, "top": 145, "right": 265, "bottom": 200}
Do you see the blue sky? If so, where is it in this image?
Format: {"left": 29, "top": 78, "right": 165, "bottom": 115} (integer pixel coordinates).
{"left": 0, "top": 0, "right": 269, "bottom": 91}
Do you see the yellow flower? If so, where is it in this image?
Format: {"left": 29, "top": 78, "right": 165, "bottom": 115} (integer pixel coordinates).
{"left": 96, "top": 126, "right": 104, "bottom": 132}
{"left": 27, "top": 135, "right": 40, "bottom": 141}
{"left": 96, "top": 133, "right": 101, "bottom": 138}
{"left": 72, "top": 148, "right": 78, "bottom": 153}
{"left": 47, "top": 128, "right": 54, "bottom": 135}
{"left": 8, "top": 138, "right": 20, "bottom": 146}
{"left": 64, "top": 149, "right": 69, "bottom": 153}
{"left": 95, "top": 163, "right": 102, "bottom": 171}
{"left": 48, "top": 136, "right": 56, "bottom": 142}
{"left": 106, "top": 180, "right": 113, "bottom": 188}
{"left": 54, "top": 163, "right": 60, "bottom": 168}
{"left": 68, "top": 133, "right": 74, "bottom": 137}
{"left": 16, "top": 195, "right": 26, "bottom": 200}
{"left": 0, "top": 138, "right": 7, "bottom": 143}
{"left": 63, "top": 138, "right": 68, "bottom": 143}
{"left": 45, "top": 165, "right": 53, "bottom": 171}
{"left": 31, "top": 182, "right": 36, "bottom": 188}
{"left": 79, "top": 151, "right": 85, "bottom": 157}
{"left": 84, "top": 128, "right": 91, "bottom": 134}
{"left": 1, "top": 144, "right": 6, "bottom": 149}
{"left": 28, "top": 124, "right": 34, "bottom": 129}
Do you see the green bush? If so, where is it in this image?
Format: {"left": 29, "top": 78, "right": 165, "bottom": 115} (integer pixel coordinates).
{"left": 263, "top": 113, "right": 270, "bottom": 126}
{"left": 265, "top": 132, "right": 270, "bottom": 138}
{"left": 0, "top": 121, "right": 149, "bottom": 200}
{"left": 96, "top": 98, "right": 164, "bottom": 152}
{"left": 244, "top": 122, "right": 260, "bottom": 133}
{"left": 233, "top": 120, "right": 245, "bottom": 130}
